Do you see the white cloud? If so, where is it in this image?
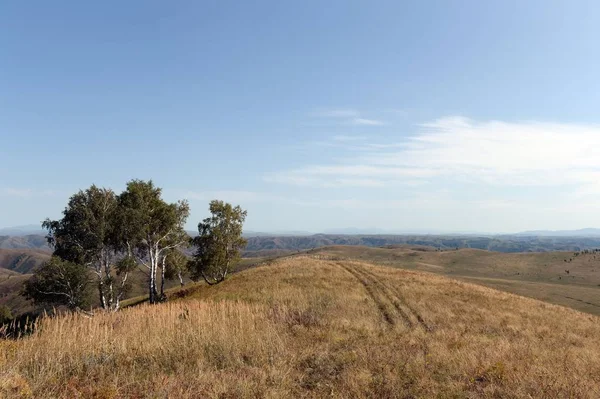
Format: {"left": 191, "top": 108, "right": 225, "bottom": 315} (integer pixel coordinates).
{"left": 264, "top": 174, "right": 386, "bottom": 188}
{"left": 269, "top": 116, "right": 600, "bottom": 192}
{"left": 311, "top": 109, "right": 359, "bottom": 118}
{"left": 332, "top": 135, "right": 367, "bottom": 142}
{"left": 311, "top": 108, "right": 386, "bottom": 127}
{"left": 352, "top": 118, "right": 385, "bottom": 126}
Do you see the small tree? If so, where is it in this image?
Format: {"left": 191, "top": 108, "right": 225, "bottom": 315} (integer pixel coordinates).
{"left": 42, "top": 185, "right": 132, "bottom": 311}
{"left": 162, "top": 248, "right": 189, "bottom": 291}
{"left": 23, "top": 257, "right": 92, "bottom": 311}
{"left": 189, "top": 200, "right": 247, "bottom": 285}
{"left": 118, "top": 180, "right": 190, "bottom": 304}
{"left": 0, "top": 305, "right": 13, "bottom": 325}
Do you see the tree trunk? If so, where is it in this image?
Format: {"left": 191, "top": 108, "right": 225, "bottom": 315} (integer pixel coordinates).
{"left": 102, "top": 251, "right": 113, "bottom": 310}
{"left": 149, "top": 271, "right": 155, "bottom": 304}
{"left": 178, "top": 270, "right": 184, "bottom": 287}
{"left": 98, "top": 277, "right": 106, "bottom": 309}
{"left": 149, "top": 255, "right": 156, "bottom": 305}
{"left": 107, "top": 280, "right": 113, "bottom": 309}
{"left": 201, "top": 272, "right": 216, "bottom": 286}
{"left": 114, "top": 271, "right": 129, "bottom": 312}
{"left": 160, "top": 255, "right": 166, "bottom": 300}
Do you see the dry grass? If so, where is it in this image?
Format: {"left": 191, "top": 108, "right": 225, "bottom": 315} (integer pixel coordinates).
{"left": 315, "top": 245, "right": 600, "bottom": 316}
{"left": 2, "top": 256, "right": 600, "bottom": 398}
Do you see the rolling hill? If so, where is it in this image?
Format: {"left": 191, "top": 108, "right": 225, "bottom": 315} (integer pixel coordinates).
{"left": 0, "top": 235, "right": 50, "bottom": 251}
{"left": 311, "top": 245, "right": 600, "bottom": 316}
{"left": 243, "top": 233, "right": 600, "bottom": 255}
{"left": 0, "top": 249, "right": 50, "bottom": 316}
{"left": 2, "top": 255, "right": 600, "bottom": 398}
{"left": 7, "top": 232, "right": 600, "bottom": 254}
{"left": 0, "top": 249, "right": 51, "bottom": 274}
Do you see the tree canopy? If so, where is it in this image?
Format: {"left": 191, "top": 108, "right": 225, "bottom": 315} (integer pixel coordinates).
{"left": 117, "top": 180, "right": 190, "bottom": 303}
{"left": 23, "top": 257, "right": 92, "bottom": 311}
{"left": 27, "top": 180, "right": 244, "bottom": 313}
{"left": 42, "top": 186, "right": 130, "bottom": 310}
{"left": 189, "top": 200, "right": 247, "bottom": 285}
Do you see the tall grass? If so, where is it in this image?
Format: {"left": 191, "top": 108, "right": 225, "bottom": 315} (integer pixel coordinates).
{"left": 2, "top": 256, "right": 600, "bottom": 398}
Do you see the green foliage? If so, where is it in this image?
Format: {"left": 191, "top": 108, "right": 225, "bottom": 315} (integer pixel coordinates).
{"left": 0, "top": 305, "right": 13, "bottom": 324}
{"left": 163, "top": 249, "right": 188, "bottom": 280}
{"left": 23, "top": 257, "right": 92, "bottom": 310}
{"left": 116, "top": 255, "right": 137, "bottom": 276}
{"left": 41, "top": 185, "right": 129, "bottom": 310}
{"left": 189, "top": 200, "right": 247, "bottom": 284}
{"left": 37, "top": 180, "right": 190, "bottom": 308}
{"left": 117, "top": 180, "right": 190, "bottom": 255}
{"left": 34, "top": 179, "right": 194, "bottom": 309}
{"left": 118, "top": 180, "right": 190, "bottom": 303}
{"left": 42, "top": 186, "right": 117, "bottom": 266}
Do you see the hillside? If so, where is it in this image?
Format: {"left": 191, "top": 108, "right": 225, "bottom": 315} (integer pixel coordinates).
{"left": 2, "top": 256, "right": 600, "bottom": 398}
{"left": 0, "top": 249, "right": 51, "bottom": 274}
{"left": 244, "top": 233, "right": 600, "bottom": 255}
{"left": 0, "top": 249, "right": 51, "bottom": 316}
{"left": 0, "top": 235, "right": 50, "bottom": 251}
{"left": 312, "top": 245, "right": 600, "bottom": 316}
{"left": 8, "top": 232, "right": 600, "bottom": 254}
{"left": 0, "top": 273, "right": 34, "bottom": 316}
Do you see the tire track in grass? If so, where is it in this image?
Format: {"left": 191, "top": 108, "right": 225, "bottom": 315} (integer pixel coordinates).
{"left": 337, "top": 262, "right": 413, "bottom": 329}
{"left": 339, "top": 261, "right": 432, "bottom": 332}
{"left": 357, "top": 264, "right": 432, "bottom": 332}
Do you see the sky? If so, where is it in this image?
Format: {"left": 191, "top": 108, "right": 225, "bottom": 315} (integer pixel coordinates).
{"left": 2, "top": 0, "right": 600, "bottom": 234}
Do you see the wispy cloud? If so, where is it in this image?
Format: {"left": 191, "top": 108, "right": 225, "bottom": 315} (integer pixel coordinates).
{"left": 311, "top": 108, "right": 386, "bottom": 126}
{"left": 311, "top": 109, "right": 360, "bottom": 118}
{"left": 264, "top": 174, "right": 387, "bottom": 188}
{"left": 268, "top": 116, "right": 600, "bottom": 192}
{"left": 352, "top": 118, "right": 385, "bottom": 126}
{"left": 332, "top": 135, "right": 367, "bottom": 142}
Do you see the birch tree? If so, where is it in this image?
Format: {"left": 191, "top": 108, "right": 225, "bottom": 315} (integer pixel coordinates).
{"left": 42, "top": 186, "right": 131, "bottom": 311}
{"left": 23, "top": 257, "right": 92, "bottom": 311}
{"left": 118, "top": 180, "right": 190, "bottom": 304}
{"left": 188, "top": 200, "right": 247, "bottom": 285}
{"left": 161, "top": 248, "right": 189, "bottom": 294}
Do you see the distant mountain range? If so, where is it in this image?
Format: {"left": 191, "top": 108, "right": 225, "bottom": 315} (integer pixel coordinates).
{"left": 242, "top": 230, "right": 313, "bottom": 237}
{"left": 0, "top": 225, "right": 46, "bottom": 236}
{"left": 6, "top": 224, "right": 600, "bottom": 238}
{"left": 0, "top": 235, "right": 50, "bottom": 250}
{"left": 0, "top": 248, "right": 50, "bottom": 273}
{"left": 243, "top": 233, "right": 600, "bottom": 255}
{"left": 5, "top": 224, "right": 600, "bottom": 256}
{"left": 514, "top": 228, "right": 600, "bottom": 237}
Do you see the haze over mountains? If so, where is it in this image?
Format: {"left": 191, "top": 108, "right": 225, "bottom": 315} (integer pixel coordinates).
{"left": 515, "top": 228, "right": 600, "bottom": 237}
{"left": 5, "top": 224, "right": 600, "bottom": 238}
{"left": 0, "top": 225, "right": 46, "bottom": 237}
{"left": 5, "top": 226, "right": 600, "bottom": 255}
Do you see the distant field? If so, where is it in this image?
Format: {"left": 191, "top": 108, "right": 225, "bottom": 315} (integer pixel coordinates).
{"left": 3, "top": 256, "right": 600, "bottom": 398}
{"left": 311, "top": 245, "right": 600, "bottom": 316}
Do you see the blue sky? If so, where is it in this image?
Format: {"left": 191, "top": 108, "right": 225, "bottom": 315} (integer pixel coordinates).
{"left": 2, "top": 0, "right": 600, "bottom": 233}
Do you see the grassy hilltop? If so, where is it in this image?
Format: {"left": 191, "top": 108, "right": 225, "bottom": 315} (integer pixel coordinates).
{"left": 2, "top": 255, "right": 600, "bottom": 398}
{"left": 313, "top": 245, "right": 600, "bottom": 316}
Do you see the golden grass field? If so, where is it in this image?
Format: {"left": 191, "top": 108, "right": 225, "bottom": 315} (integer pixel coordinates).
{"left": 313, "top": 245, "right": 600, "bottom": 316}
{"left": 2, "top": 255, "right": 600, "bottom": 398}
